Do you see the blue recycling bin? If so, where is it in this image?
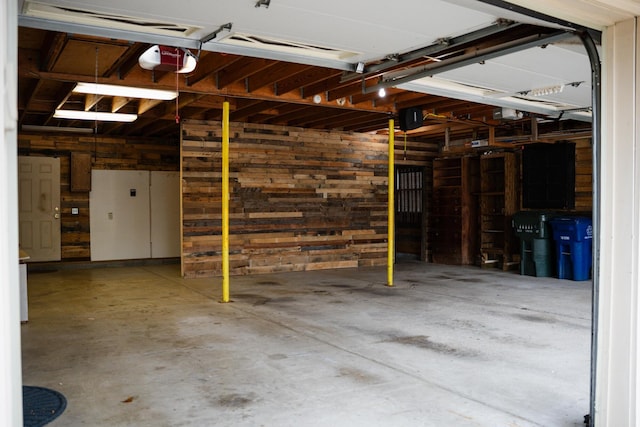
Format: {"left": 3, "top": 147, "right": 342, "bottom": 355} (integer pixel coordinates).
{"left": 549, "top": 217, "right": 593, "bottom": 281}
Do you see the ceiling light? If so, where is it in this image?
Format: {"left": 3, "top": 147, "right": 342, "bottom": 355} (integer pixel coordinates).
{"left": 54, "top": 110, "right": 137, "bottom": 122}
{"left": 378, "top": 88, "right": 386, "bottom": 97}
{"left": 21, "top": 124, "right": 94, "bottom": 134}
{"left": 73, "top": 83, "right": 177, "bottom": 100}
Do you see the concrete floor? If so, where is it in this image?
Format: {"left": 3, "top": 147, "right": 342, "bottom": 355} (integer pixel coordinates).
{"left": 20, "top": 261, "right": 591, "bottom": 427}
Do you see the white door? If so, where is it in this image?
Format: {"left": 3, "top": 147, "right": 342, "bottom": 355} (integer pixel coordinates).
{"left": 18, "top": 156, "right": 61, "bottom": 262}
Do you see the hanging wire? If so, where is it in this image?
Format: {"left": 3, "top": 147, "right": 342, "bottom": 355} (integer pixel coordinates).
{"left": 94, "top": 47, "right": 99, "bottom": 163}
{"left": 404, "top": 132, "right": 407, "bottom": 161}
{"left": 175, "top": 48, "right": 180, "bottom": 124}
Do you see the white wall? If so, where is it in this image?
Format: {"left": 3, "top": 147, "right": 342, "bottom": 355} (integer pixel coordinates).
{"left": 596, "top": 17, "right": 640, "bottom": 426}
{"left": 0, "top": 0, "right": 23, "bottom": 425}
{"left": 90, "top": 170, "right": 151, "bottom": 261}
{"left": 90, "top": 170, "right": 180, "bottom": 261}
{"left": 150, "top": 171, "right": 181, "bottom": 258}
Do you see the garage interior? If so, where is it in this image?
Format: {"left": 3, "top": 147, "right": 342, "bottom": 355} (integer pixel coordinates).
{"left": 15, "top": 1, "right": 598, "bottom": 426}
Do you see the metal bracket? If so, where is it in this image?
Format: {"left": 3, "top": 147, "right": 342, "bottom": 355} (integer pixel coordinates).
{"left": 199, "top": 22, "right": 233, "bottom": 46}
{"left": 197, "top": 22, "right": 233, "bottom": 58}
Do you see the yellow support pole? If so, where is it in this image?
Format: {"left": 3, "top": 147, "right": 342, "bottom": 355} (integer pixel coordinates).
{"left": 387, "top": 119, "right": 395, "bottom": 287}
{"left": 221, "top": 101, "right": 230, "bottom": 302}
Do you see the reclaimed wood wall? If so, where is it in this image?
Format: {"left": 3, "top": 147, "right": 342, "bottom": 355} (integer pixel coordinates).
{"left": 181, "top": 120, "right": 437, "bottom": 278}
{"left": 18, "top": 133, "right": 179, "bottom": 260}
{"left": 574, "top": 138, "right": 593, "bottom": 211}
{"left": 19, "top": 127, "right": 584, "bottom": 271}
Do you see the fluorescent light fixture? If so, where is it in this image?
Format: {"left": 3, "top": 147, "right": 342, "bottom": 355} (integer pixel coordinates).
{"left": 73, "top": 83, "right": 177, "bottom": 100}
{"left": 54, "top": 110, "right": 137, "bottom": 122}
{"left": 21, "top": 124, "right": 94, "bottom": 133}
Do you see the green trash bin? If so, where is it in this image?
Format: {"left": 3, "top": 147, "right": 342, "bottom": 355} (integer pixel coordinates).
{"left": 512, "top": 211, "right": 556, "bottom": 277}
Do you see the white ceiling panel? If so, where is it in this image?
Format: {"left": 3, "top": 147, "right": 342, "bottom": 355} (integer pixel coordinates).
{"left": 19, "top": 0, "right": 564, "bottom": 66}
{"left": 18, "top": 0, "right": 602, "bottom": 121}
{"left": 437, "top": 42, "right": 592, "bottom": 101}
{"left": 395, "top": 38, "right": 594, "bottom": 121}
{"left": 257, "top": 0, "right": 497, "bottom": 61}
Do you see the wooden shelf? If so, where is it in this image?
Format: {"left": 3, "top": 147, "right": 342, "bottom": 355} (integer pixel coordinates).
{"left": 479, "top": 152, "right": 519, "bottom": 270}
{"left": 431, "top": 155, "right": 479, "bottom": 265}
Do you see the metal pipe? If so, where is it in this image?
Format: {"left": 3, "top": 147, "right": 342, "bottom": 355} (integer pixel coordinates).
{"left": 579, "top": 30, "right": 601, "bottom": 427}
{"left": 221, "top": 101, "right": 230, "bottom": 303}
{"left": 387, "top": 119, "right": 395, "bottom": 287}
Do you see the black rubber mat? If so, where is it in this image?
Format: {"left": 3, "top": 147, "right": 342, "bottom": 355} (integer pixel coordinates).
{"left": 23, "top": 385, "right": 67, "bottom": 427}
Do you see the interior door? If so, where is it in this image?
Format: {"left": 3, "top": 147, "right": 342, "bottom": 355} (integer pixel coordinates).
{"left": 18, "top": 156, "right": 61, "bottom": 261}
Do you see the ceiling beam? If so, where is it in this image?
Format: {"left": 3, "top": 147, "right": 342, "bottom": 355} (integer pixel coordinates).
{"left": 105, "top": 42, "right": 148, "bottom": 79}
{"left": 84, "top": 94, "right": 103, "bottom": 111}
{"left": 230, "top": 100, "right": 277, "bottom": 121}
{"left": 217, "top": 57, "right": 274, "bottom": 89}
{"left": 138, "top": 98, "right": 163, "bottom": 115}
{"left": 40, "top": 31, "right": 68, "bottom": 72}
{"left": 275, "top": 67, "right": 339, "bottom": 96}
{"left": 186, "top": 52, "right": 242, "bottom": 87}
{"left": 246, "top": 62, "right": 309, "bottom": 93}
{"left": 112, "top": 96, "right": 131, "bottom": 112}
{"left": 19, "top": 51, "right": 394, "bottom": 116}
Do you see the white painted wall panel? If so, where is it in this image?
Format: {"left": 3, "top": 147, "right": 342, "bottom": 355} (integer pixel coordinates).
{"left": 1, "top": 0, "right": 23, "bottom": 424}
{"left": 150, "top": 171, "right": 180, "bottom": 258}
{"left": 596, "top": 17, "right": 640, "bottom": 426}
{"left": 90, "top": 170, "right": 151, "bottom": 261}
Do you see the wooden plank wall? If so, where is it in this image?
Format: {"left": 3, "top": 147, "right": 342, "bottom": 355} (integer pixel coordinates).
{"left": 396, "top": 137, "right": 438, "bottom": 261}
{"left": 18, "top": 133, "right": 179, "bottom": 260}
{"left": 16, "top": 130, "right": 586, "bottom": 269}
{"left": 574, "top": 138, "right": 593, "bottom": 211}
{"left": 181, "top": 120, "right": 437, "bottom": 278}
